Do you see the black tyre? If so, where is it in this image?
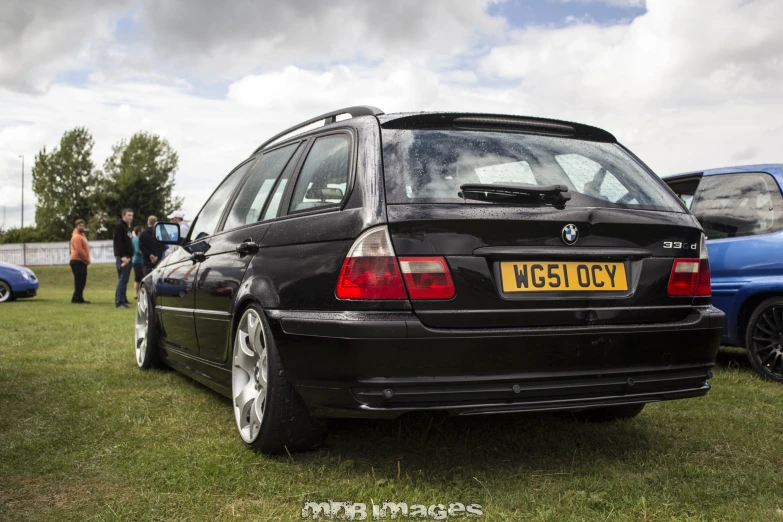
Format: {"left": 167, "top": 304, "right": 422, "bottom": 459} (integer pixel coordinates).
{"left": 0, "top": 280, "right": 14, "bottom": 303}
{"left": 135, "top": 286, "right": 162, "bottom": 369}
{"left": 572, "top": 403, "right": 645, "bottom": 422}
{"left": 231, "top": 305, "right": 326, "bottom": 454}
{"left": 745, "top": 296, "right": 783, "bottom": 383}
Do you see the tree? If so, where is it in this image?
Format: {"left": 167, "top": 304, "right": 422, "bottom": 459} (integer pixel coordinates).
{"left": 31, "top": 127, "right": 100, "bottom": 240}
{"left": 99, "top": 132, "right": 182, "bottom": 235}
{"left": 0, "top": 226, "right": 56, "bottom": 244}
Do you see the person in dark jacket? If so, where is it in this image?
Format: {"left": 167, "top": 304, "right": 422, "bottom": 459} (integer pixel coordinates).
{"left": 113, "top": 208, "right": 134, "bottom": 308}
{"left": 139, "top": 215, "right": 167, "bottom": 277}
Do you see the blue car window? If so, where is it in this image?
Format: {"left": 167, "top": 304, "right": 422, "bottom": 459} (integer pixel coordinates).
{"left": 692, "top": 172, "right": 783, "bottom": 239}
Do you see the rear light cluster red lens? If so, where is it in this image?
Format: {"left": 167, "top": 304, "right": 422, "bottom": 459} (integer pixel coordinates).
{"left": 336, "top": 227, "right": 455, "bottom": 300}
{"left": 399, "top": 257, "right": 455, "bottom": 299}
{"left": 667, "top": 235, "right": 711, "bottom": 297}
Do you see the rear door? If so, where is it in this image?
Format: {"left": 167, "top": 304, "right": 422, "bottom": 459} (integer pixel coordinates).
{"left": 193, "top": 142, "right": 303, "bottom": 363}
{"left": 381, "top": 122, "right": 702, "bottom": 328}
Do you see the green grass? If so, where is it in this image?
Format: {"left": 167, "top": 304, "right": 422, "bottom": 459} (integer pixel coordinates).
{"left": 1, "top": 265, "right": 783, "bottom": 521}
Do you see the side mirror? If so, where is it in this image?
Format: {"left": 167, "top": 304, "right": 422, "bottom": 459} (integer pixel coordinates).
{"left": 155, "top": 222, "right": 181, "bottom": 244}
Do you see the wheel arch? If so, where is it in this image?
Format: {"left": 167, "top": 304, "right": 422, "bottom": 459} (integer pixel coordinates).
{"left": 231, "top": 273, "right": 279, "bottom": 346}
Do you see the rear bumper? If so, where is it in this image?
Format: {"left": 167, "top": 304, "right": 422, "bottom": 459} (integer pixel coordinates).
{"left": 266, "top": 307, "right": 724, "bottom": 419}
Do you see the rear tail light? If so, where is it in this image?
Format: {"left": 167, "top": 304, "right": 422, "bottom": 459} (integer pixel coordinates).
{"left": 667, "top": 235, "right": 711, "bottom": 297}
{"left": 336, "top": 227, "right": 407, "bottom": 299}
{"left": 399, "top": 257, "right": 455, "bottom": 299}
{"left": 695, "top": 234, "right": 711, "bottom": 296}
{"left": 336, "top": 226, "right": 455, "bottom": 300}
{"left": 667, "top": 259, "right": 700, "bottom": 296}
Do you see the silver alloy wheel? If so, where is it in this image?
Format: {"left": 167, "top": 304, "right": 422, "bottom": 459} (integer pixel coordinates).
{"left": 135, "top": 288, "right": 149, "bottom": 367}
{"left": 0, "top": 281, "right": 11, "bottom": 302}
{"left": 232, "top": 308, "right": 268, "bottom": 444}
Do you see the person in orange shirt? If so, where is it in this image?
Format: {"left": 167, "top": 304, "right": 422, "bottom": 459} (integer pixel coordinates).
{"left": 69, "top": 219, "right": 91, "bottom": 304}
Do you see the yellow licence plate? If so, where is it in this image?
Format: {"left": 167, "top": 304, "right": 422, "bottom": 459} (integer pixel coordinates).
{"left": 500, "top": 261, "right": 628, "bottom": 293}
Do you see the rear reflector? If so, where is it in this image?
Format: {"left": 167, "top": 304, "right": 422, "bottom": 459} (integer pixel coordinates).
{"left": 399, "top": 257, "right": 455, "bottom": 299}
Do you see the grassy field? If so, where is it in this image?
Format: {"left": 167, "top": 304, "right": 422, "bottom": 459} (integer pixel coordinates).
{"left": 1, "top": 265, "right": 783, "bottom": 521}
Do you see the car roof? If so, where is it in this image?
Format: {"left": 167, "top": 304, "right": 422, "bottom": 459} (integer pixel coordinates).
{"left": 664, "top": 163, "right": 783, "bottom": 181}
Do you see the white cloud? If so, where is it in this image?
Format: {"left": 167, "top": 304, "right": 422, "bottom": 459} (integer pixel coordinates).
{"left": 136, "top": 0, "right": 504, "bottom": 79}
{"left": 477, "top": 0, "right": 783, "bottom": 174}
{"left": 0, "top": 0, "right": 130, "bottom": 93}
{"left": 554, "top": 0, "right": 645, "bottom": 7}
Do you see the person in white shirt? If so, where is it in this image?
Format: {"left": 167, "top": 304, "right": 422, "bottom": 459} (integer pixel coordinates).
{"left": 167, "top": 210, "right": 190, "bottom": 240}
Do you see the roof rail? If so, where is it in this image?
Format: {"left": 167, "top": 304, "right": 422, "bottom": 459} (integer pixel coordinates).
{"left": 253, "top": 105, "right": 384, "bottom": 154}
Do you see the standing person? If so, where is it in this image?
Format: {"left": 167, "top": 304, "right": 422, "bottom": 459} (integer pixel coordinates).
{"left": 69, "top": 219, "right": 91, "bottom": 304}
{"left": 139, "top": 215, "right": 167, "bottom": 277}
{"left": 132, "top": 225, "right": 144, "bottom": 300}
{"left": 167, "top": 210, "right": 190, "bottom": 239}
{"left": 113, "top": 208, "right": 134, "bottom": 308}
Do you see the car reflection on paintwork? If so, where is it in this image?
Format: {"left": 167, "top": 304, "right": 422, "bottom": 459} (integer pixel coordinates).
{"left": 155, "top": 277, "right": 188, "bottom": 298}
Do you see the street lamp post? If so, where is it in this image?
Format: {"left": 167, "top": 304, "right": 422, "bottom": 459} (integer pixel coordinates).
{"left": 19, "top": 155, "right": 25, "bottom": 266}
{"left": 18, "top": 155, "right": 24, "bottom": 229}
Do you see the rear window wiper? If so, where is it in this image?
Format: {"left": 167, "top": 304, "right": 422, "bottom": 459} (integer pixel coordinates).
{"left": 458, "top": 183, "right": 571, "bottom": 207}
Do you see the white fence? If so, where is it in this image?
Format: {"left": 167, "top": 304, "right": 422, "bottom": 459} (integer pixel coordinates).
{"left": 0, "top": 240, "right": 116, "bottom": 266}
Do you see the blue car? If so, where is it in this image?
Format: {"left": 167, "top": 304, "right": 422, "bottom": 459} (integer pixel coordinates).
{"left": 664, "top": 164, "right": 783, "bottom": 382}
{"left": 0, "top": 261, "right": 39, "bottom": 303}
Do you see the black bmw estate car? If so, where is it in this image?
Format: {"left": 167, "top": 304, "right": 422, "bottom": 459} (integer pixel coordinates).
{"left": 136, "top": 106, "right": 724, "bottom": 454}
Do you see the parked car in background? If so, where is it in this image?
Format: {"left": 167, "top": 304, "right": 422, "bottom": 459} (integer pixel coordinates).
{"left": 135, "top": 106, "right": 724, "bottom": 454}
{"left": 0, "top": 261, "right": 39, "bottom": 303}
{"left": 664, "top": 165, "right": 783, "bottom": 383}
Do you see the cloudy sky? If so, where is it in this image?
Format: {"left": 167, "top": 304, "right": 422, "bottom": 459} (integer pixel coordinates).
{"left": 1, "top": 0, "right": 781, "bottom": 229}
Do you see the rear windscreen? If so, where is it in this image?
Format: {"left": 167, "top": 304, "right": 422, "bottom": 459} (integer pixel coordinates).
{"left": 381, "top": 129, "right": 683, "bottom": 212}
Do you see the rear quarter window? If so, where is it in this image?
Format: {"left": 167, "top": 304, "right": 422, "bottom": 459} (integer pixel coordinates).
{"left": 289, "top": 134, "right": 351, "bottom": 213}
{"left": 381, "top": 129, "right": 682, "bottom": 212}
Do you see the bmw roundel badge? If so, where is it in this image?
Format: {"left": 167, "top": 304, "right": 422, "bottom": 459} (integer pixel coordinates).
{"left": 561, "top": 224, "right": 579, "bottom": 245}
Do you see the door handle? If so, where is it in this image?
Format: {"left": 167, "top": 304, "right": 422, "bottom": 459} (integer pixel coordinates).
{"left": 236, "top": 241, "right": 259, "bottom": 256}
{"left": 189, "top": 252, "right": 207, "bottom": 264}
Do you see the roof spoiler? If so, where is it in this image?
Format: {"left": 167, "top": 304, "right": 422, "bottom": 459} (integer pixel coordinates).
{"left": 380, "top": 113, "right": 616, "bottom": 143}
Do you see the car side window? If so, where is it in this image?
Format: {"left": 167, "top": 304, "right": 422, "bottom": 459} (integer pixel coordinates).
{"left": 691, "top": 173, "right": 783, "bottom": 239}
{"left": 665, "top": 178, "right": 701, "bottom": 210}
{"left": 289, "top": 134, "right": 351, "bottom": 213}
{"left": 189, "top": 160, "right": 254, "bottom": 241}
{"left": 222, "top": 143, "right": 299, "bottom": 231}
{"left": 263, "top": 178, "right": 289, "bottom": 220}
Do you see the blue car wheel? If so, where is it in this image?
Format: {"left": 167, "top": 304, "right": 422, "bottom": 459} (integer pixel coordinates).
{"left": 746, "top": 296, "right": 783, "bottom": 383}
{"left": 0, "top": 280, "right": 13, "bottom": 302}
